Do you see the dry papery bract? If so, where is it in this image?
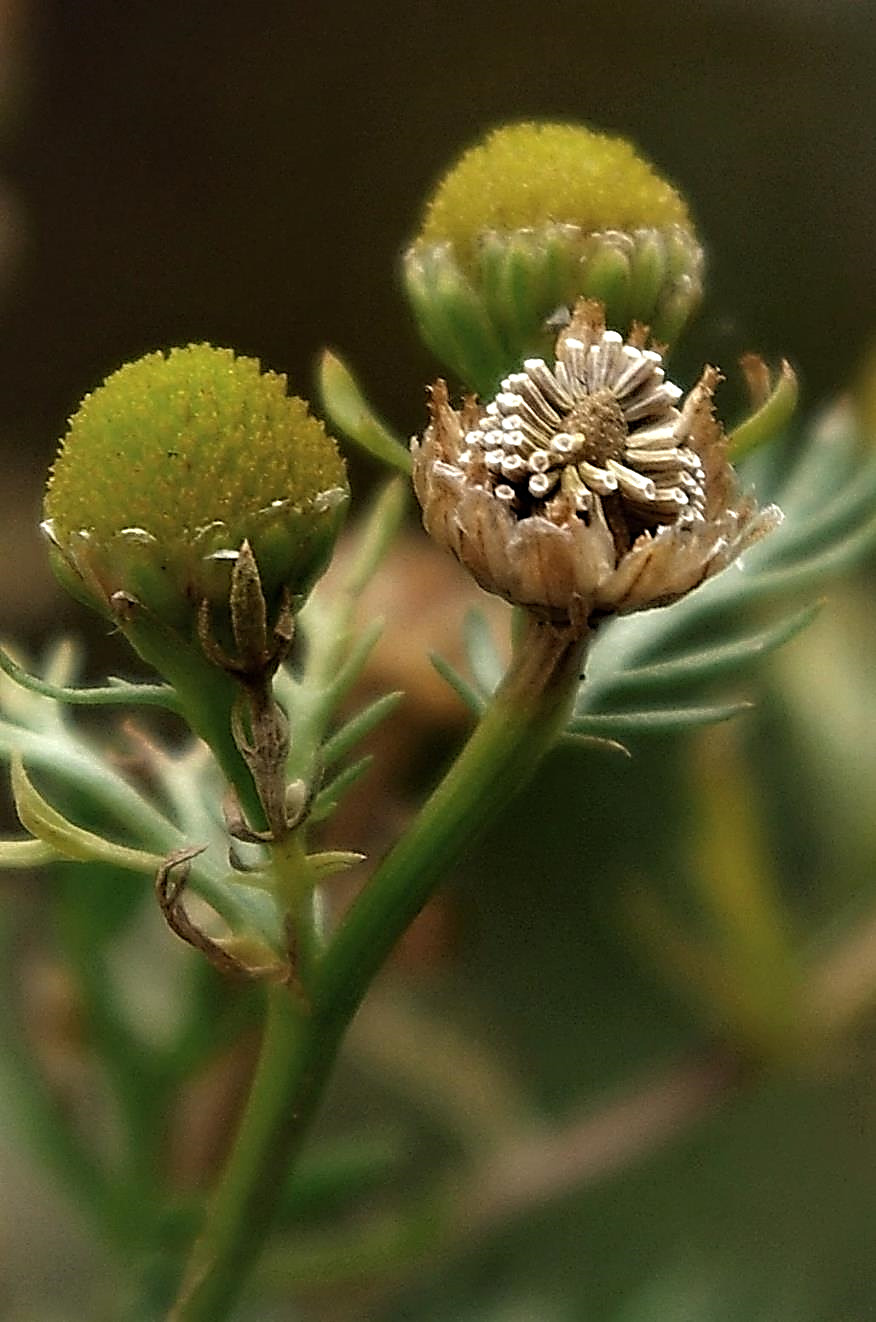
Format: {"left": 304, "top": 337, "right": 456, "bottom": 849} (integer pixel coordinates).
{"left": 412, "top": 302, "right": 781, "bottom": 632}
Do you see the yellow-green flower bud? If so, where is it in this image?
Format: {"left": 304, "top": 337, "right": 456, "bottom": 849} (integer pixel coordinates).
{"left": 44, "top": 345, "right": 349, "bottom": 809}
{"left": 44, "top": 344, "right": 348, "bottom": 636}
{"left": 403, "top": 121, "right": 704, "bottom": 397}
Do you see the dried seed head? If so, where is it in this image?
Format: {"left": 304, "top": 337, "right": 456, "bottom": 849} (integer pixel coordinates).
{"left": 403, "top": 122, "right": 704, "bottom": 396}
{"left": 412, "top": 302, "right": 781, "bottom": 630}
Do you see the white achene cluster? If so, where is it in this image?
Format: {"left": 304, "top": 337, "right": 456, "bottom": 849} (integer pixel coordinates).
{"left": 458, "top": 328, "right": 706, "bottom": 546}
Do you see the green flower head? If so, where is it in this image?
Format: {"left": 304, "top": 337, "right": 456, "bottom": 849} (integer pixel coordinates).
{"left": 403, "top": 121, "right": 704, "bottom": 397}
{"left": 44, "top": 344, "right": 349, "bottom": 634}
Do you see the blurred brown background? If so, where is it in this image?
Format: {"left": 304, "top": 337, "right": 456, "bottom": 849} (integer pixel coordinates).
{"left": 0, "top": 0, "right": 874, "bottom": 644}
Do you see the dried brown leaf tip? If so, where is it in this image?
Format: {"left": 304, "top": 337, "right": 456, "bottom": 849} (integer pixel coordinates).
{"left": 412, "top": 301, "right": 781, "bottom": 632}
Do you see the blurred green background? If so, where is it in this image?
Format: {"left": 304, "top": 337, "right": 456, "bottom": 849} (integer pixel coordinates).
{"left": 1, "top": 2, "right": 876, "bottom": 1319}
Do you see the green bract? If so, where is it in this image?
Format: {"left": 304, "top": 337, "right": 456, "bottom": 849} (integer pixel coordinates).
{"left": 44, "top": 344, "right": 349, "bottom": 630}
{"left": 403, "top": 121, "right": 704, "bottom": 396}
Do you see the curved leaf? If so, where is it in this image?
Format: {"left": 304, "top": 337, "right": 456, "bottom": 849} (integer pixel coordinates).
{"left": 463, "top": 610, "right": 506, "bottom": 698}
{"left": 429, "top": 653, "right": 485, "bottom": 715}
{"left": 318, "top": 350, "right": 412, "bottom": 475}
{"left": 589, "top": 605, "right": 819, "bottom": 702}
{"left": 569, "top": 701, "right": 753, "bottom": 737}
{"left": 320, "top": 691, "right": 404, "bottom": 769}
{"left": 0, "top": 837, "right": 58, "bottom": 868}
{"left": 11, "top": 755, "right": 165, "bottom": 874}
{"left": 728, "top": 359, "right": 798, "bottom": 461}
{"left": 311, "top": 756, "right": 374, "bottom": 823}
{"left": 0, "top": 644, "right": 180, "bottom": 712}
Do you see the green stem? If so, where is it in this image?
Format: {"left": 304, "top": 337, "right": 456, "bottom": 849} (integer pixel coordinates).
{"left": 319, "top": 615, "right": 589, "bottom": 1018}
{"left": 168, "top": 615, "right": 588, "bottom": 1322}
{"left": 122, "top": 617, "right": 265, "bottom": 831}
{"left": 168, "top": 987, "right": 329, "bottom": 1321}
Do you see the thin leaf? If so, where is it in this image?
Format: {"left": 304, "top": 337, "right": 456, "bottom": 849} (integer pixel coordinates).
{"left": 307, "top": 850, "right": 367, "bottom": 878}
{"left": 727, "top": 359, "right": 798, "bottom": 461}
{"left": 760, "top": 454, "right": 876, "bottom": 562}
{"left": 761, "top": 402, "right": 859, "bottom": 518}
{"left": 559, "top": 733, "right": 631, "bottom": 758}
{"left": 429, "top": 653, "right": 485, "bottom": 714}
{"left": 569, "top": 701, "right": 753, "bottom": 736}
{"left": 318, "top": 350, "right": 412, "bottom": 475}
{"left": 602, "top": 603, "right": 820, "bottom": 697}
{"left": 0, "top": 645, "right": 180, "bottom": 712}
{"left": 321, "top": 691, "right": 404, "bottom": 769}
{"left": 341, "top": 478, "right": 410, "bottom": 598}
{"left": 311, "top": 756, "right": 374, "bottom": 823}
{"left": 11, "top": 755, "right": 165, "bottom": 874}
{"left": 462, "top": 610, "right": 505, "bottom": 698}
{"left": 322, "top": 617, "right": 385, "bottom": 710}
{"left": 0, "top": 837, "right": 58, "bottom": 868}
{"left": 722, "top": 513, "right": 876, "bottom": 604}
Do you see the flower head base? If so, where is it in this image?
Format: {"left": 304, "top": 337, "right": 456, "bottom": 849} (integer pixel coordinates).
{"left": 403, "top": 122, "right": 704, "bottom": 397}
{"left": 412, "top": 302, "right": 781, "bottom": 631}
{"left": 44, "top": 345, "right": 348, "bottom": 643}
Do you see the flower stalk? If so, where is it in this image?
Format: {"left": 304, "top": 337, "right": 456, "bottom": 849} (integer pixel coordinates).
{"left": 168, "top": 612, "right": 589, "bottom": 1320}
{"left": 319, "top": 613, "right": 589, "bottom": 1017}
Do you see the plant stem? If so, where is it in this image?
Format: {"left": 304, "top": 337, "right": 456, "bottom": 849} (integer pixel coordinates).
{"left": 168, "top": 615, "right": 589, "bottom": 1321}
{"left": 123, "top": 616, "right": 265, "bottom": 831}
{"left": 167, "top": 987, "right": 328, "bottom": 1320}
{"left": 319, "top": 616, "right": 588, "bottom": 1018}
